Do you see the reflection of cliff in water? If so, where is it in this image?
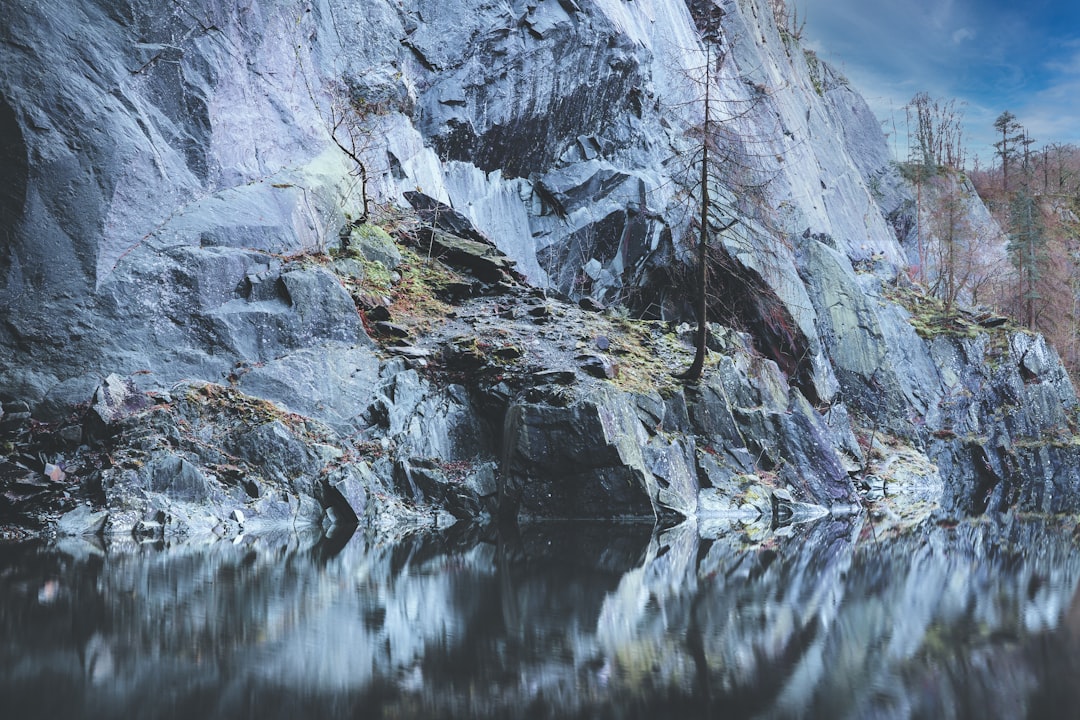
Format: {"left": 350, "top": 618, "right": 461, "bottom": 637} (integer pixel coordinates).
{"left": 2, "top": 517, "right": 1080, "bottom": 719}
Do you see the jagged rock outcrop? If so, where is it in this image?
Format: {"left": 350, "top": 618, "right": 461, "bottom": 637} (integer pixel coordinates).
{"left": 927, "top": 331, "right": 1080, "bottom": 514}
{"left": 2, "top": 0, "right": 1079, "bottom": 534}
{"left": 499, "top": 353, "right": 855, "bottom": 522}
{"left": 0, "top": 0, "right": 900, "bottom": 405}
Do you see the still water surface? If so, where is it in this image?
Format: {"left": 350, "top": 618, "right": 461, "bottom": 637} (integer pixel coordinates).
{"left": 3, "top": 517, "right": 1080, "bottom": 719}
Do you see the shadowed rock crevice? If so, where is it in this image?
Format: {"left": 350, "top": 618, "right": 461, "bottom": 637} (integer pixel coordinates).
{"left": 538, "top": 210, "right": 628, "bottom": 295}
{"left": 425, "top": 31, "right": 645, "bottom": 179}
{"left": 707, "top": 245, "right": 818, "bottom": 404}
{"left": 0, "top": 98, "right": 27, "bottom": 271}
{"left": 686, "top": 0, "right": 727, "bottom": 38}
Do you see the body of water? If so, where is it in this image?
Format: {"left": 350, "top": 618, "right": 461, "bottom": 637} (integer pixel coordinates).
{"left": 2, "top": 516, "right": 1080, "bottom": 719}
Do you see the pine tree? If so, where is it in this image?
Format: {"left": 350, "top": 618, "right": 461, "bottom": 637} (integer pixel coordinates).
{"left": 993, "top": 111, "right": 1024, "bottom": 194}
{"left": 1008, "top": 188, "right": 1046, "bottom": 328}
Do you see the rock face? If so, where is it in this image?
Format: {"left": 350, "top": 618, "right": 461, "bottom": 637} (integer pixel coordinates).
{"left": 1, "top": 0, "right": 1079, "bottom": 534}
{"left": 0, "top": 0, "right": 892, "bottom": 399}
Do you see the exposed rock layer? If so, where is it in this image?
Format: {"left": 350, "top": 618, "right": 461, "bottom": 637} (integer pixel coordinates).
{"left": 1, "top": 0, "right": 1078, "bottom": 534}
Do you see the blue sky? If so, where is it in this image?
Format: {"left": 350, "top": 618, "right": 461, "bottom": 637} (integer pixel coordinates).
{"left": 797, "top": 0, "right": 1080, "bottom": 166}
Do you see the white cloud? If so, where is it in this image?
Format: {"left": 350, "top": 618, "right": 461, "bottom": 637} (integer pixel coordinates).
{"left": 929, "top": 0, "right": 957, "bottom": 31}
{"left": 952, "top": 28, "right": 976, "bottom": 44}
{"left": 796, "top": 0, "right": 1080, "bottom": 164}
{"left": 1023, "top": 77, "right": 1080, "bottom": 142}
{"left": 1045, "top": 49, "right": 1080, "bottom": 76}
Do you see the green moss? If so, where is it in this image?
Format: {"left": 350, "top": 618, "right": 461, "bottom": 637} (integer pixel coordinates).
{"left": 350, "top": 222, "right": 395, "bottom": 247}
{"left": 1013, "top": 434, "right": 1080, "bottom": 450}
{"left": 357, "top": 255, "right": 395, "bottom": 290}
{"left": 884, "top": 284, "right": 1004, "bottom": 340}
{"left": 386, "top": 250, "right": 462, "bottom": 329}
{"left": 595, "top": 317, "right": 691, "bottom": 395}
{"left": 803, "top": 49, "right": 823, "bottom": 95}
{"left": 317, "top": 226, "right": 466, "bottom": 333}
{"left": 185, "top": 382, "right": 293, "bottom": 426}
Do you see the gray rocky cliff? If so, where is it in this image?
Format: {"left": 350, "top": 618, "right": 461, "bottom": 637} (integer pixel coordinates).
{"left": 1, "top": 0, "right": 1078, "bottom": 536}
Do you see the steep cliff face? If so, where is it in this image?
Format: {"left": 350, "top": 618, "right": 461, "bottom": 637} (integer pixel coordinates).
{"left": 0, "top": 0, "right": 900, "bottom": 399}
{"left": 1, "top": 0, "right": 1078, "bottom": 533}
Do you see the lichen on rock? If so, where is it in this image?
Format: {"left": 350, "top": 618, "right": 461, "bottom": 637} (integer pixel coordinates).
{"left": 2, "top": 0, "right": 1080, "bottom": 541}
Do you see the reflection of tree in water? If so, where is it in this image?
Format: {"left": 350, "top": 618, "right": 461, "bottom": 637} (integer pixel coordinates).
{"left": 3, "top": 517, "right": 1080, "bottom": 718}
{"left": 589, "top": 520, "right": 854, "bottom": 719}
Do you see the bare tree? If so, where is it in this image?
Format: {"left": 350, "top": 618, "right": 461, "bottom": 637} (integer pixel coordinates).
{"left": 671, "top": 5, "right": 785, "bottom": 381}
{"left": 971, "top": 133, "right": 1080, "bottom": 377}
{"left": 922, "top": 174, "right": 1004, "bottom": 317}
{"left": 904, "top": 92, "right": 968, "bottom": 283}
{"left": 771, "top": 0, "right": 806, "bottom": 43}
{"left": 908, "top": 92, "right": 966, "bottom": 170}
{"left": 676, "top": 26, "right": 740, "bottom": 380}
{"left": 326, "top": 86, "right": 376, "bottom": 225}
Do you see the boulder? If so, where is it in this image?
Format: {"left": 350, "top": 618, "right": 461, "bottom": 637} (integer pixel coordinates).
{"left": 56, "top": 504, "right": 109, "bottom": 537}
{"left": 33, "top": 375, "right": 101, "bottom": 423}
{"left": 89, "top": 374, "right": 151, "bottom": 428}
{"left": 501, "top": 385, "right": 698, "bottom": 521}
{"left": 342, "top": 223, "right": 402, "bottom": 269}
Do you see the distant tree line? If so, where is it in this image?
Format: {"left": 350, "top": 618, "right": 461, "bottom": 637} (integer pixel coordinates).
{"left": 898, "top": 91, "right": 1080, "bottom": 375}
{"left": 970, "top": 113, "right": 1080, "bottom": 371}
{"left": 900, "top": 92, "right": 995, "bottom": 320}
